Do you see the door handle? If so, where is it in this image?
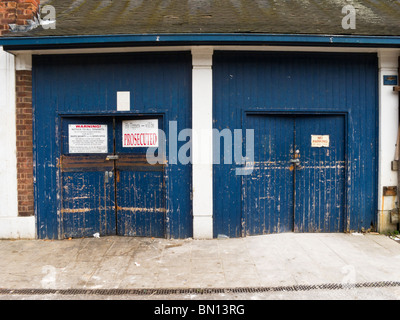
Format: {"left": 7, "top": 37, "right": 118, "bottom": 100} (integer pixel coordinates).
{"left": 105, "top": 171, "right": 109, "bottom": 183}
{"left": 104, "top": 171, "right": 113, "bottom": 183}
{"left": 106, "top": 155, "right": 119, "bottom": 161}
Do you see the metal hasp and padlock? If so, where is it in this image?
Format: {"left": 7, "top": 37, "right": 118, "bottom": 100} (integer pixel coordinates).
{"left": 289, "top": 158, "right": 301, "bottom": 167}
{"left": 290, "top": 149, "right": 301, "bottom": 167}
{"left": 106, "top": 155, "right": 119, "bottom": 161}
{"left": 105, "top": 155, "right": 118, "bottom": 183}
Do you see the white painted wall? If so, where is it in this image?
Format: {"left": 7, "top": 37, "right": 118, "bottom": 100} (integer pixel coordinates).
{"left": 377, "top": 49, "right": 400, "bottom": 232}
{"left": 0, "top": 48, "right": 35, "bottom": 239}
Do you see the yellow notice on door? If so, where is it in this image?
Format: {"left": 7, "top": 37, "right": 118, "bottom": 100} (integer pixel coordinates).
{"left": 311, "top": 135, "right": 330, "bottom": 148}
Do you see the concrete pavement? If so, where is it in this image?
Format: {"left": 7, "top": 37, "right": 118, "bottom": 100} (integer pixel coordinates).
{"left": 0, "top": 233, "right": 400, "bottom": 299}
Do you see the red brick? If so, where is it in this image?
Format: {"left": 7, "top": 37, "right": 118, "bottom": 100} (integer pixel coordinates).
{"left": 7, "top": 2, "right": 17, "bottom": 9}
{"left": 15, "top": 69, "right": 34, "bottom": 217}
{"left": 1, "top": 0, "right": 39, "bottom": 36}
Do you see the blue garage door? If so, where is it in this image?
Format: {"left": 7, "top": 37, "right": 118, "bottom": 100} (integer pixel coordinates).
{"left": 243, "top": 114, "right": 345, "bottom": 235}
{"left": 34, "top": 52, "right": 192, "bottom": 239}
{"left": 213, "top": 51, "right": 378, "bottom": 237}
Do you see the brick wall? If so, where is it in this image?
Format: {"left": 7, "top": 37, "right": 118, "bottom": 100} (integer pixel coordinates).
{"left": 16, "top": 69, "right": 34, "bottom": 217}
{"left": 1, "top": 1, "right": 39, "bottom": 216}
{"left": 15, "top": 0, "right": 40, "bottom": 26}
{"left": 0, "top": 0, "right": 40, "bottom": 36}
{"left": 0, "top": 1, "right": 15, "bottom": 36}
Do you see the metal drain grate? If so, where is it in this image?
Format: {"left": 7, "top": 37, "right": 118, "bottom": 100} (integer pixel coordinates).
{"left": 1, "top": 281, "right": 400, "bottom": 296}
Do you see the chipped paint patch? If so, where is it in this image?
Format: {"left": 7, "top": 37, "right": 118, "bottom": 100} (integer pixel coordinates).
{"left": 117, "top": 207, "right": 167, "bottom": 213}
{"left": 61, "top": 208, "right": 92, "bottom": 214}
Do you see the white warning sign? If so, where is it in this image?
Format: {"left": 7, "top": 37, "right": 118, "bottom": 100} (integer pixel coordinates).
{"left": 68, "top": 124, "right": 108, "bottom": 154}
{"left": 122, "top": 119, "right": 159, "bottom": 148}
{"left": 311, "top": 135, "right": 330, "bottom": 148}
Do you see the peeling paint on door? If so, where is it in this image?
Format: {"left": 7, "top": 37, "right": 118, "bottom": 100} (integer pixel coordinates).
{"left": 213, "top": 51, "right": 378, "bottom": 237}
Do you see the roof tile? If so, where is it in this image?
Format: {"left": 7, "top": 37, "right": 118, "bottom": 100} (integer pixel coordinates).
{"left": 5, "top": 0, "right": 400, "bottom": 37}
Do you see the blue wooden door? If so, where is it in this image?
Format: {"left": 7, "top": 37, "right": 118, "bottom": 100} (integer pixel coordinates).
{"left": 61, "top": 117, "right": 116, "bottom": 238}
{"left": 243, "top": 115, "right": 295, "bottom": 234}
{"left": 294, "top": 115, "right": 345, "bottom": 232}
{"left": 243, "top": 114, "right": 345, "bottom": 235}
{"left": 61, "top": 116, "right": 166, "bottom": 238}
{"left": 114, "top": 117, "right": 166, "bottom": 237}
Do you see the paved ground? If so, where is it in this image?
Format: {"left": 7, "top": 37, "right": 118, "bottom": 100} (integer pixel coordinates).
{"left": 2, "top": 287, "right": 400, "bottom": 300}
{"left": 0, "top": 233, "right": 400, "bottom": 299}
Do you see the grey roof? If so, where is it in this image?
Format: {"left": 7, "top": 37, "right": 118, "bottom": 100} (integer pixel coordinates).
{"left": 6, "top": 0, "right": 400, "bottom": 37}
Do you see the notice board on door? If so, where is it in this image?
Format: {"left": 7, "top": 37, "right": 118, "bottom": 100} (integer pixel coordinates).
{"left": 68, "top": 124, "right": 108, "bottom": 154}
{"left": 122, "top": 119, "right": 159, "bottom": 148}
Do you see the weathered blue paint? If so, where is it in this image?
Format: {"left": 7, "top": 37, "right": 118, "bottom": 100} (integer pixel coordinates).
{"left": 243, "top": 115, "right": 295, "bottom": 234}
{"left": 33, "top": 52, "right": 192, "bottom": 239}
{"left": 114, "top": 117, "right": 166, "bottom": 237}
{"left": 294, "top": 115, "right": 346, "bottom": 233}
{"left": 60, "top": 117, "right": 116, "bottom": 238}
{"left": 213, "top": 51, "right": 378, "bottom": 237}
{"left": 242, "top": 114, "right": 345, "bottom": 235}
{"left": 3, "top": 33, "right": 400, "bottom": 49}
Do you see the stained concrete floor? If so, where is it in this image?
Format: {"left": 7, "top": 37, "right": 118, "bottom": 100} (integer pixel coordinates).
{"left": 0, "top": 233, "right": 400, "bottom": 299}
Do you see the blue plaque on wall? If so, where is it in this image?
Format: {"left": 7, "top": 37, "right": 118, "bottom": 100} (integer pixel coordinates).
{"left": 383, "top": 75, "right": 398, "bottom": 86}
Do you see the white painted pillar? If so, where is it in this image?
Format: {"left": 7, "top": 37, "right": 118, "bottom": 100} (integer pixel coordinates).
{"left": 0, "top": 46, "right": 18, "bottom": 219}
{"left": 15, "top": 53, "right": 32, "bottom": 71}
{"left": 192, "top": 46, "right": 214, "bottom": 239}
{"left": 0, "top": 49, "right": 35, "bottom": 239}
{"left": 377, "top": 49, "right": 400, "bottom": 232}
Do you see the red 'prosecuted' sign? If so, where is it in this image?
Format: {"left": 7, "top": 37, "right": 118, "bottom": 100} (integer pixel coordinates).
{"left": 122, "top": 119, "right": 159, "bottom": 148}
{"left": 124, "top": 132, "right": 158, "bottom": 147}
